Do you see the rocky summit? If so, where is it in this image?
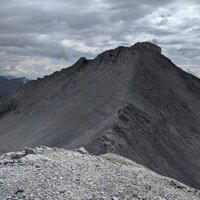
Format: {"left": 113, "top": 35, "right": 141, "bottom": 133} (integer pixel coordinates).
{"left": 0, "top": 147, "right": 199, "bottom": 200}
{"left": 0, "top": 42, "right": 200, "bottom": 189}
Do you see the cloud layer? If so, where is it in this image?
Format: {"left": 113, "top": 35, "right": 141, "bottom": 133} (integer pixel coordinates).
{"left": 0, "top": 0, "right": 200, "bottom": 78}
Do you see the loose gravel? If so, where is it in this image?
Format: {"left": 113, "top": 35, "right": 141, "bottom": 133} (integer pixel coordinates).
{"left": 0, "top": 147, "right": 199, "bottom": 200}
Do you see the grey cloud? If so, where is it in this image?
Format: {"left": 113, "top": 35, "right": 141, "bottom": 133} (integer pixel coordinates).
{"left": 0, "top": 0, "right": 200, "bottom": 78}
{"left": 177, "top": 48, "right": 200, "bottom": 59}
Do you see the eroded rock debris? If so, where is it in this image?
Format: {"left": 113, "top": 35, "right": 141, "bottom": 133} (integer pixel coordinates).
{"left": 0, "top": 147, "right": 199, "bottom": 200}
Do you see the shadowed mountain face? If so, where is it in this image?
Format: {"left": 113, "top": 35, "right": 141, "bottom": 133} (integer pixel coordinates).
{"left": 0, "top": 42, "right": 200, "bottom": 189}
{"left": 0, "top": 76, "right": 28, "bottom": 97}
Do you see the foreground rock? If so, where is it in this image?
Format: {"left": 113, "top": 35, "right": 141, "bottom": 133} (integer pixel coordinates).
{"left": 0, "top": 147, "right": 199, "bottom": 200}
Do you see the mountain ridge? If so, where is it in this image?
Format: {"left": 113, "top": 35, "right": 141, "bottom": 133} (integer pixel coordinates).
{"left": 0, "top": 76, "right": 28, "bottom": 98}
{"left": 0, "top": 42, "right": 200, "bottom": 189}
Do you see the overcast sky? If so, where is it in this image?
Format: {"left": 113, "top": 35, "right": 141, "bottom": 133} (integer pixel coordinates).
{"left": 0, "top": 0, "right": 200, "bottom": 79}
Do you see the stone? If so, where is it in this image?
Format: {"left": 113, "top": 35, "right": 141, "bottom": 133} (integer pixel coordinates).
{"left": 15, "top": 188, "right": 24, "bottom": 194}
{"left": 0, "top": 147, "right": 199, "bottom": 199}
{"left": 25, "top": 148, "right": 36, "bottom": 155}
{"left": 76, "top": 147, "right": 88, "bottom": 155}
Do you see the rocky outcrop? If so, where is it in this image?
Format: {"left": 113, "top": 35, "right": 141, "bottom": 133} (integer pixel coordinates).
{"left": 132, "top": 42, "right": 162, "bottom": 53}
{"left": 0, "top": 147, "right": 199, "bottom": 200}
{"left": 0, "top": 101, "right": 16, "bottom": 118}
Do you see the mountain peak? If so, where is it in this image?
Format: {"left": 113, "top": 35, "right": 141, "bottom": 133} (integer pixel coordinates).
{"left": 132, "top": 42, "right": 162, "bottom": 54}
{"left": 0, "top": 42, "right": 200, "bottom": 190}
{"left": 96, "top": 42, "right": 161, "bottom": 63}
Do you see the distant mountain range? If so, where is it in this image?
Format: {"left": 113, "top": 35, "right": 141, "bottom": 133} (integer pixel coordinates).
{"left": 0, "top": 76, "right": 28, "bottom": 97}
{"left": 0, "top": 42, "right": 200, "bottom": 189}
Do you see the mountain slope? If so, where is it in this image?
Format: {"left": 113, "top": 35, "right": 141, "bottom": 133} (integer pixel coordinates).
{"left": 0, "top": 42, "right": 200, "bottom": 189}
{"left": 0, "top": 76, "right": 28, "bottom": 97}
{"left": 0, "top": 147, "right": 199, "bottom": 200}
